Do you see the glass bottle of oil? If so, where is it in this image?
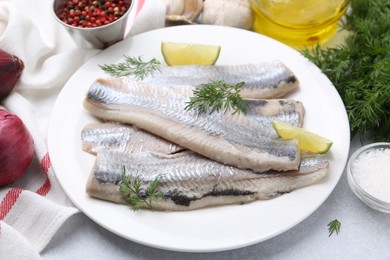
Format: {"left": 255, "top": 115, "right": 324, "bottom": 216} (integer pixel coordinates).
{"left": 250, "top": 0, "right": 350, "bottom": 49}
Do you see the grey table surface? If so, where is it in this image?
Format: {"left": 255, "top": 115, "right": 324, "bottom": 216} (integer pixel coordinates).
{"left": 41, "top": 136, "right": 390, "bottom": 260}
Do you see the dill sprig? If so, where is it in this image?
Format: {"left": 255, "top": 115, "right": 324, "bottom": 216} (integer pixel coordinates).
{"left": 99, "top": 56, "right": 161, "bottom": 80}
{"left": 119, "top": 166, "right": 164, "bottom": 211}
{"left": 185, "top": 80, "right": 247, "bottom": 115}
{"left": 327, "top": 219, "right": 341, "bottom": 237}
{"left": 303, "top": 0, "right": 390, "bottom": 141}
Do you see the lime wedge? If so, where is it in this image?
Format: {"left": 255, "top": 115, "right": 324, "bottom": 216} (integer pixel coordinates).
{"left": 272, "top": 121, "right": 333, "bottom": 154}
{"left": 161, "top": 42, "right": 221, "bottom": 66}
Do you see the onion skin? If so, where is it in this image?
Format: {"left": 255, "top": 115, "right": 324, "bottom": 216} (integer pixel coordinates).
{"left": 0, "top": 109, "right": 34, "bottom": 187}
{"left": 0, "top": 49, "right": 24, "bottom": 101}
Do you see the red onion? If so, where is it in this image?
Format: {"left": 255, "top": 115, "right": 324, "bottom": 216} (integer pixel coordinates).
{"left": 0, "top": 109, "right": 34, "bottom": 187}
{"left": 0, "top": 49, "right": 24, "bottom": 100}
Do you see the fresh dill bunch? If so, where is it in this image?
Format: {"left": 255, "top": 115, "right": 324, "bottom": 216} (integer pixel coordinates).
{"left": 327, "top": 219, "right": 341, "bottom": 237}
{"left": 119, "top": 166, "right": 164, "bottom": 211}
{"left": 99, "top": 56, "right": 161, "bottom": 80}
{"left": 303, "top": 0, "right": 390, "bottom": 141}
{"left": 185, "top": 80, "right": 247, "bottom": 115}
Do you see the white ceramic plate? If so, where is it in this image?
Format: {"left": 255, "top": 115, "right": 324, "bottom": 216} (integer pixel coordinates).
{"left": 48, "top": 25, "right": 350, "bottom": 252}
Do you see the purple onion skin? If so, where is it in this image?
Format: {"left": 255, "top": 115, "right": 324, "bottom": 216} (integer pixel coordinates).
{"left": 0, "top": 109, "right": 34, "bottom": 187}
{"left": 0, "top": 49, "right": 24, "bottom": 100}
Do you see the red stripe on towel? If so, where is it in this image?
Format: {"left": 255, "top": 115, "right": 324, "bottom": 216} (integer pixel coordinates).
{"left": 0, "top": 188, "right": 24, "bottom": 220}
{"left": 40, "top": 152, "right": 51, "bottom": 175}
{"left": 36, "top": 153, "right": 51, "bottom": 196}
{"left": 0, "top": 153, "right": 51, "bottom": 221}
{"left": 135, "top": 0, "right": 145, "bottom": 16}
{"left": 36, "top": 178, "right": 51, "bottom": 196}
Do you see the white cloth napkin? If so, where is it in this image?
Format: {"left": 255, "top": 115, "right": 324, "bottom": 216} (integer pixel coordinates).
{"left": 0, "top": 0, "right": 166, "bottom": 259}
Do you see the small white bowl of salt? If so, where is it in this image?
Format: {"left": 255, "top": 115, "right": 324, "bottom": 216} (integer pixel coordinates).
{"left": 347, "top": 142, "right": 390, "bottom": 213}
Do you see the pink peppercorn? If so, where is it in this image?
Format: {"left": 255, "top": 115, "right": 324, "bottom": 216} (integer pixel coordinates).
{"left": 57, "top": 0, "right": 130, "bottom": 28}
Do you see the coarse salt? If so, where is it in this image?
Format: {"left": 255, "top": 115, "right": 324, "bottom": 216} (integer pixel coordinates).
{"left": 352, "top": 147, "right": 390, "bottom": 203}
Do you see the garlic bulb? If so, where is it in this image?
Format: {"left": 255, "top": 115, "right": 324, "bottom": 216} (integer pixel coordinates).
{"left": 200, "top": 0, "right": 254, "bottom": 29}
{"left": 162, "top": 0, "right": 203, "bottom": 24}
{"left": 163, "top": 0, "right": 185, "bottom": 16}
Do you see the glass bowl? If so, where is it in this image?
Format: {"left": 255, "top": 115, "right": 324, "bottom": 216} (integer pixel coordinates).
{"left": 347, "top": 142, "right": 390, "bottom": 213}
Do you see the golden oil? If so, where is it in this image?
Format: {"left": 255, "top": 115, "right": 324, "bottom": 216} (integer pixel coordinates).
{"left": 250, "top": 0, "right": 350, "bottom": 49}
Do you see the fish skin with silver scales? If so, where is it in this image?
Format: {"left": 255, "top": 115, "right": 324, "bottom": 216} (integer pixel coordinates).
{"left": 81, "top": 122, "right": 184, "bottom": 155}
{"left": 86, "top": 150, "right": 328, "bottom": 211}
{"left": 83, "top": 76, "right": 304, "bottom": 172}
{"left": 141, "top": 61, "right": 299, "bottom": 99}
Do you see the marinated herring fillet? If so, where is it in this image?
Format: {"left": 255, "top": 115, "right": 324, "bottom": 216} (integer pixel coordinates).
{"left": 84, "top": 78, "right": 304, "bottom": 172}
{"left": 81, "top": 122, "right": 184, "bottom": 155}
{"left": 86, "top": 150, "right": 329, "bottom": 211}
{"left": 142, "top": 61, "right": 299, "bottom": 99}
